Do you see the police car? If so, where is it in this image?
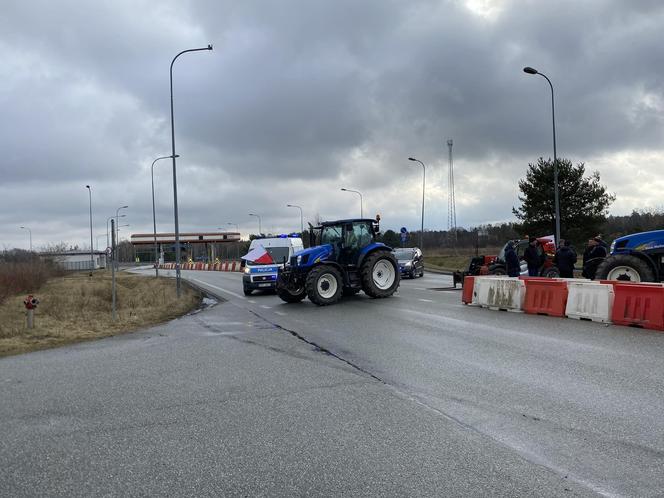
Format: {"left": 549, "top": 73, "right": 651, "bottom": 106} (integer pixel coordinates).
{"left": 242, "top": 235, "right": 304, "bottom": 295}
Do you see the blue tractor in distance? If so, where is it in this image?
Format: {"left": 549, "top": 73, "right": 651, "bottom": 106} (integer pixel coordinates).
{"left": 596, "top": 229, "right": 664, "bottom": 282}
{"left": 276, "top": 218, "right": 400, "bottom": 306}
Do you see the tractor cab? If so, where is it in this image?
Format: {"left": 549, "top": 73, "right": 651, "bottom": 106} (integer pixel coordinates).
{"left": 312, "top": 219, "right": 377, "bottom": 265}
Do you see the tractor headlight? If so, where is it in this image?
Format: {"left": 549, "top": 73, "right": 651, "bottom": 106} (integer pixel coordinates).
{"left": 404, "top": 262, "right": 412, "bottom": 267}
{"left": 296, "top": 255, "right": 302, "bottom": 265}
{"left": 609, "top": 240, "right": 615, "bottom": 254}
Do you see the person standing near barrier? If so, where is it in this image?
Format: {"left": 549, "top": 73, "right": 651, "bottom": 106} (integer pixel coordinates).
{"left": 582, "top": 237, "right": 607, "bottom": 279}
{"left": 505, "top": 241, "right": 521, "bottom": 277}
{"left": 524, "top": 236, "right": 543, "bottom": 277}
{"left": 554, "top": 239, "right": 577, "bottom": 278}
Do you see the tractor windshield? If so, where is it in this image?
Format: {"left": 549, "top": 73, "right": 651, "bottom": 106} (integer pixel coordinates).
{"left": 320, "top": 225, "right": 342, "bottom": 245}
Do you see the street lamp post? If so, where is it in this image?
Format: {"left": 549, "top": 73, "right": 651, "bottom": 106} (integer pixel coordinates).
{"left": 170, "top": 44, "right": 213, "bottom": 298}
{"left": 115, "top": 205, "right": 128, "bottom": 268}
{"left": 107, "top": 214, "right": 125, "bottom": 249}
{"left": 151, "top": 154, "right": 178, "bottom": 277}
{"left": 523, "top": 66, "right": 561, "bottom": 245}
{"left": 340, "top": 188, "right": 363, "bottom": 218}
{"left": 85, "top": 185, "right": 94, "bottom": 275}
{"left": 19, "top": 226, "right": 32, "bottom": 252}
{"left": 408, "top": 158, "right": 426, "bottom": 249}
{"left": 248, "top": 213, "right": 262, "bottom": 236}
{"left": 286, "top": 204, "right": 303, "bottom": 233}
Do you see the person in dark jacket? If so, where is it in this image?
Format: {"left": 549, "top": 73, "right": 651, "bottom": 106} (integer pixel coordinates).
{"left": 505, "top": 241, "right": 521, "bottom": 277}
{"left": 582, "top": 237, "right": 607, "bottom": 279}
{"left": 554, "top": 239, "right": 577, "bottom": 278}
{"left": 523, "top": 236, "right": 543, "bottom": 277}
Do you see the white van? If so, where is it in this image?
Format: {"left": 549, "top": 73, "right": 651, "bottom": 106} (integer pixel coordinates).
{"left": 242, "top": 235, "right": 304, "bottom": 295}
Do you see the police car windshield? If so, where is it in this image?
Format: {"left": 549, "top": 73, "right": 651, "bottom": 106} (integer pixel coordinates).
{"left": 246, "top": 247, "right": 291, "bottom": 265}
{"left": 393, "top": 249, "right": 415, "bottom": 261}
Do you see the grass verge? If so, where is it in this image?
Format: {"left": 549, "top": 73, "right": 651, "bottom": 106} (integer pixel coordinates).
{"left": 425, "top": 247, "right": 503, "bottom": 271}
{"left": 0, "top": 271, "right": 200, "bottom": 357}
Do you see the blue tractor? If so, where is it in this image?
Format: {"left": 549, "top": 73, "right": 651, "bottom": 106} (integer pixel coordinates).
{"left": 276, "top": 218, "right": 400, "bottom": 305}
{"left": 596, "top": 229, "right": 664, "bottom": 282}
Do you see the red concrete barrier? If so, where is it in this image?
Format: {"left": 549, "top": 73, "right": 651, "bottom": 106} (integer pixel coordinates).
{"left": 608, "top": 282, "right": 664, "bottom": 331}
{"left": 523, "top": 279, "right": 568, "bottom": 317}
{"left": 462, "top": 276, "right": 475, "bottom": 305}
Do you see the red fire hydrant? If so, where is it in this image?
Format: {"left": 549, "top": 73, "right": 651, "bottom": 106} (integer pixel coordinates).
{"left": 24, "top": 295, "right": 39, "bottom": 329}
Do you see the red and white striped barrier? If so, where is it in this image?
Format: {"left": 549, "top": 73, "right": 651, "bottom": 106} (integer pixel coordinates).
{"left": 462, "top": 276, "right": 664, "bottom": 332}
{"left": 158, "top": 261, "right": 242, "bottom": 272}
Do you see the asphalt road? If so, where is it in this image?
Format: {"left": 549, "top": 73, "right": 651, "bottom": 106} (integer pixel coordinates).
{"left": 2, "top": 267, "right": 663, "bottom": 496}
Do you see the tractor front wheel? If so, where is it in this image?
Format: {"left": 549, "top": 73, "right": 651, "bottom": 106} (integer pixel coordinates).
{"left": 306, "top": 265, "right": 343, "bottom": 306}
{"left": 596, "top": 255, "right": 655, "bottom": 282}
{"left": 361, "top": 252, "right": 400, "bottom": 298}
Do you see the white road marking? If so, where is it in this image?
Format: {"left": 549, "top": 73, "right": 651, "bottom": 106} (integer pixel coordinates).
{"left": 190, "top": 278, "right": 245, "bottom": 299}
{"left": 260, "top": 305, "right": 272, "bottom": 309}
{"left": 274, "top": 311, "right": 287, "bottom": 316}
{"left": 418, "top": 298, "right": 434, "bottom": 302}
{"left": 414, "top": 287, "right": 427, "bottom": 291}
{"left": 248, "top": 300, "right": 257, "bottom": 304}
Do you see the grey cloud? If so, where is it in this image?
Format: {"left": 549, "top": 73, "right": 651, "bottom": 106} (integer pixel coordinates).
{"left": 1, "top": 0, "right": 664, "bottom": 249}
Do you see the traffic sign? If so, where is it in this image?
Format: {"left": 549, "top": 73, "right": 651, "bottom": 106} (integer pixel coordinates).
{"left": 400, "top": 227, "right": 408, "bottom": 234}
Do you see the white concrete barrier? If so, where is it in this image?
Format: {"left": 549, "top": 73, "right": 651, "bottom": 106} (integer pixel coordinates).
{"left": 474, "top": 277, "right": 525, "bottom": 312}
{"left": 565, "top": 281, "right": 614, "bottom": 323}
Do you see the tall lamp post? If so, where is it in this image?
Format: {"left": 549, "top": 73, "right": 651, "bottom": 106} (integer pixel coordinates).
{"left": 19, "top": 226, "right": 32, "bottom": 252}
{"left": 523, "top": 66, "right": 561, "bottom": 245}
{"left": 286, "top": 204, "right": 303, "bottom": 233}
{"left": 248, "top": 213, "right": 262, "bottom": 236}
{"left": 408, "top": 157, "right": 426, "bottom": 249}
{"left": 115, "top": 205, "right": 128, "bottom": 268}
{"left": 151, "top": 154, "right": 178, "bottom": 277}
{"left": 85, "top": 185, "right": 94, "bottom": 275}
{"left": 170, "top": 44, "right": 213, "bottom": 298}
{"left": 340, "top": 188, "right": 363, "bottom": 218}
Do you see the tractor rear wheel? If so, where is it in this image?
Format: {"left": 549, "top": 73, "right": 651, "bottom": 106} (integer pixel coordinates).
{"left": 361, "top": 251, "right": 400, "bottom": 298}
{"left": 306, "top": 265, "right": 343, "bottom": 306}
{"left": 596, "top": 255, "right": 655, "bottom": 282}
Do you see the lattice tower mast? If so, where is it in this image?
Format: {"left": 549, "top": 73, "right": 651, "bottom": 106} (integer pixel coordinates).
{"left": 447, "top": 139, "right": 457, "bottom": 240}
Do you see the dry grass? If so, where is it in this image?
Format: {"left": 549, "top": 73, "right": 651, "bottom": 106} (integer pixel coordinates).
{"left": 0, "top": 272, "right": 200, "bottom": 357}
{"left": 425, "top": 247, "right": 503, "bottom": 271}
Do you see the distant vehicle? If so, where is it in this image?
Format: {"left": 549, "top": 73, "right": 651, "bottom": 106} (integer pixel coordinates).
{"left": 242, "top": 235, "right": 304, "bottom": 295}
{"left": 392, "top": 247, "right": 424, "bottom": 278}
{"left": 596, "top": 229, "right": 664, "bottom": 282}
{"left": 276, "top": 218, "right": 400, "bottom": 306}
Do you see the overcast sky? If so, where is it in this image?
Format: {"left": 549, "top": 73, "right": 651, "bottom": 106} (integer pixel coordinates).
{"left": 1, "top": 0, "right": 663, "bottom": 250}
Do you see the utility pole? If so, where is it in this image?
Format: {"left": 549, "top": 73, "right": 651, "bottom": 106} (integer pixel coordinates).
{"left": 111, "top": 219, "right": 116, "bottom": 321}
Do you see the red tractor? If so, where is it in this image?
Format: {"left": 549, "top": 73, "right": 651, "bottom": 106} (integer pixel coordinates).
{"left": 453, "top": 237, "right": 558, "bottom": 285}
